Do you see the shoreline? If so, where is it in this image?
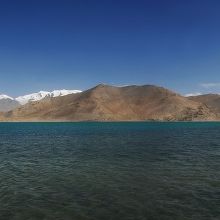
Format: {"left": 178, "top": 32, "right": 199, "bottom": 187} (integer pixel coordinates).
{"left": 0, "top": 120, "right": 220, "bottom": 123}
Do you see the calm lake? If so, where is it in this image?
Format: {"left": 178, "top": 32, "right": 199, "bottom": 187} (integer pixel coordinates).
{"left": 0, "top": 122, "right": 219, "bottom": 220}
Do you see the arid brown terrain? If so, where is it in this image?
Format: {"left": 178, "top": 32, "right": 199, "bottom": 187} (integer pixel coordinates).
{"left": 0, "top": 84, "right": 218, "bottom": 121}
{"left": 189, "top": 94, "right": 220, "bottom": 117}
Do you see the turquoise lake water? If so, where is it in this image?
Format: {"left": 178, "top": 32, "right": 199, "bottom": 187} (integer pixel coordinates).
{"left": 0, "top": 122, "right": 219, "bottom": 220}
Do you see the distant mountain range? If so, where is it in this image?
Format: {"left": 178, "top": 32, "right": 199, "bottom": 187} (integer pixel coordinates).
{"left": 0, "top": 84, "right": 219, "bottom": 121}
{"left": 0, "top": 89, "right": 82, "bottom": 112}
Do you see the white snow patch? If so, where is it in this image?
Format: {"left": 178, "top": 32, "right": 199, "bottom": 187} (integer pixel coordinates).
{"left": 185, "top": 92, "right": 202, "bottom": 97}
{"left": 0, "top": 94, "right": 14, "bottom": 100}
{"left": 15, "top": 89, "right": 82, "bottom": 105}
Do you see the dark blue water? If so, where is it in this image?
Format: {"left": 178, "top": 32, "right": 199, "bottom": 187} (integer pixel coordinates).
{"left": 0, "top": 122, "right": 219, "bottom": 220}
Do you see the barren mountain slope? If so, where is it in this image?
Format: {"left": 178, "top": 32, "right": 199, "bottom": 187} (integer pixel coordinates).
{"left": 189, "top": 94, "right": 220, "bottom": 116}
{"left": 0, "top": 84, "right": 217, "bottom": 121}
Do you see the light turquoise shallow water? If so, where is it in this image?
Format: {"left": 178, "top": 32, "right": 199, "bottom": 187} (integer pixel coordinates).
{"left": 0, "top": 122, "right": 219, "bottom": 220}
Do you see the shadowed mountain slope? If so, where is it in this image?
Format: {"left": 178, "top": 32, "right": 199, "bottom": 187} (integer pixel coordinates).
{"left": 0, "top": 84, "right": 217, "bottom": 121}
{"left": 0, "top": 98, "right": 20, "bottom": 112}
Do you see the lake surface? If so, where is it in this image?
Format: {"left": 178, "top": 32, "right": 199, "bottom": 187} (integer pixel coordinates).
{"left": 0, "top": 122, "right": 219, "bottom": 220}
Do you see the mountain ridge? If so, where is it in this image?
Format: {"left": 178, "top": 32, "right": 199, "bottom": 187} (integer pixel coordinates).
{"left": 0, "top": 89, "right": 82, "bottom": 111}
{"left": 0, "top": 84, "right": 218, "bottom": 121}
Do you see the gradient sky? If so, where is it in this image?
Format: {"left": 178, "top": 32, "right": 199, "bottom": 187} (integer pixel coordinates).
{"left": 0, "top": 0, "right": 220, "bottom": 97}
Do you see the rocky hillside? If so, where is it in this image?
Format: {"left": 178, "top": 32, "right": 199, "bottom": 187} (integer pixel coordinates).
{"left": 188, "top": 94, "right": 220, "bottom": 116}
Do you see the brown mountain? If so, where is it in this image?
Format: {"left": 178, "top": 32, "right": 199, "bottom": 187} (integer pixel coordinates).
{"left": 0, "top": 84, "right": 217, "bottom": 121}
{"left": 189, "top": 94, "right": 220, "bottom": 116}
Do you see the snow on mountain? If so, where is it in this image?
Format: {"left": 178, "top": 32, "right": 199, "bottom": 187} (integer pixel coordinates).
{"left": 0, "top": 94, "right": 14, "bottom": 100}
{"left": 184, "top": 92, "right": 202, "bottom": 97}
{"left": 15, "top": 91, "right": 51, "bottom": 105}
{"left": 0, "top": 89, "right": 82, "bottom": 111}
{"left": 15, "top": 89, "right": 82, "bottom": 105}
{"left": 50, "top": 89, "right": 82, "bottom": 97}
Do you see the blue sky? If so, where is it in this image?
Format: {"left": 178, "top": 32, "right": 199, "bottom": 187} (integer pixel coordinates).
{"left": 0, "top": 0, "right": 220, "bottom": 96}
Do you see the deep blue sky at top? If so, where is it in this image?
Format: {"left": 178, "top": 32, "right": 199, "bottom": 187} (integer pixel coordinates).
{"left": 0, "top": 0, "right": 220, "bottom": 96}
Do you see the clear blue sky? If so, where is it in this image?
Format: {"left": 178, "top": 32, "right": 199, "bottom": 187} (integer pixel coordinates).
{"left": 0, "top": 0, "right": 220, "bottom": 96}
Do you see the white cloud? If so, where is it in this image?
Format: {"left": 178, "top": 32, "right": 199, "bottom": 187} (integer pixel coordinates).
{"left": 200, "top": 83, "right": 220, "bottom": 88}
{"left": 185, "top": 92, "right": 202, "bottom": 97}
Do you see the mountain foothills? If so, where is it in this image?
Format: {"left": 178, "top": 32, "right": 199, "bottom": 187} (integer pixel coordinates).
{"left": 0, "top": 84, "right": 219, "bottom": 121}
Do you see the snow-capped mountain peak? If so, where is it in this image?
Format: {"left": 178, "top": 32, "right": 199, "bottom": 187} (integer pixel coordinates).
{"left": 0, "top": 94, "right": 14, "bottom": 100}
{"left": 15, "top": 91, "right": 50, "bottom": 105}
{"left": 15, "top": 89, "right": 82, "bottom": 105}
{"left": 50, "top": 89, "right": 82, "bottom": 97}
{"left": 0, "top": 89, "right": 82, "bottom": 112}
